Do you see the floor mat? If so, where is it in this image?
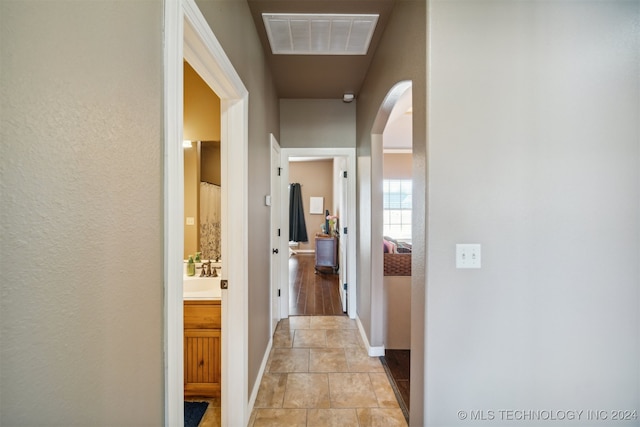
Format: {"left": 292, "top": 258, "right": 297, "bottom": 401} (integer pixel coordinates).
{"left": 184, "top": 401, "right": 209, "bottom": 427}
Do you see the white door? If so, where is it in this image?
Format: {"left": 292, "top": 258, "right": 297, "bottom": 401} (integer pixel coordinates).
{"left": 338, "top": 168, "right": 348, "bottom": 313}
{"left": 270, "top": 135, "right": 282, "bottom": 334}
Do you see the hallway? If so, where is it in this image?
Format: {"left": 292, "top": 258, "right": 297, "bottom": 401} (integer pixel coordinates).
{"left": 289, "top": 254, "right": 344, "bottom": 316}
{"left": 249, "top": 316, "right": 407, "bottom": 426}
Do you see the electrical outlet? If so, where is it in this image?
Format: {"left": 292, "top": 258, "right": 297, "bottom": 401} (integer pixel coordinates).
{"left": 456, "top": 244, "right": 481, "bottom": 269}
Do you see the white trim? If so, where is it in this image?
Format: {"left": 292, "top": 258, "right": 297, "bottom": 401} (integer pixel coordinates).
{"left": 270, "top": 135, "right": 282, "bottom": 335}
{"left": 247, "top": 337, "right": 273, "bottom": 412}
{"left": 280, "top": 147, "right": 358, "bottom": 319}
{"left": 183, "top": 2, "right": 246, "bottom": 99}
{"left": 220, "top": 95, "right": 250, "bottom": 427}
{"left": 163, "top": 1, "right": 184, "bottom": 426}
{"left": 383, "top": 148, "right": 412, "bottom": 154}
{"left": 165, "top": 1, "right": 249, "bottom": 426}
{"left": 293, "top": 249, "right": 315, "bottom": 254}
{"left": 356, "top": 316, "right": 385, "bottom": 357}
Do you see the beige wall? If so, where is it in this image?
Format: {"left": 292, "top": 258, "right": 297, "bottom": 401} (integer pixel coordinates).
{"left": 427, "top": 1, "right": 639, "bottom": 425}
{"left": 195, "top": 0, "right": 280, "bottom": 397}
{"left": 201, "top": 141, "right": 221, "bottom": 185}
{"left": 289, "top": 160, "right": 335, "bottom": 252}
{"left": 0, "top": 1, "right": 164, "bottom": 425}
{"left": 184, "top": 143, "right": 200, "bottom": 259}
{"left": 355, "top": 1, "right": 427, "bottom": 424}
{"left": 383, "top": 153, "right": 412, "bottom": 180}
{"left": 383, "top": 276, "right": 411, "bottom": 349}
{"left": 184, "top": 61, "right": 221, "bottom": 142}
{"left": 280, "top": 99, "right": 356, "bottom": 148}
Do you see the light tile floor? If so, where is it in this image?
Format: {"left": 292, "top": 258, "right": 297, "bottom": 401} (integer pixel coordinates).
{"left": 248, "top": 315, "right": 407, "bottom": 427}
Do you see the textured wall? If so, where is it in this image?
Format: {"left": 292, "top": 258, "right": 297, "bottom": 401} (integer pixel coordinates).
{"left": 383, "top": 153, "right": 413, "bottom": 180}
{"left": 355, "top": 1, "right": 427, "bottom": 423}
{"left": 427, "top": 1, "right": 640, "bottom": 425}
{"left": 0, "top": 1, "right": 164, "bottom": 425}
{"left": 184, "top": 61, "right": 221, "bottom": 142}
{"left": 280, "top": 99, "right": 356, "bottom": 148}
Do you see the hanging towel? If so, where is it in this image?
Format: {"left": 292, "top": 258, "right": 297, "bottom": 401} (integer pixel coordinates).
{"left": 289, "top": 183, "right": 308, "bottom": 242}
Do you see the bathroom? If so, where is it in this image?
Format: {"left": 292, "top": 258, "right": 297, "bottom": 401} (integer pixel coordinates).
{"left": 183, "top": 60, "right": 224, "bottom": 425}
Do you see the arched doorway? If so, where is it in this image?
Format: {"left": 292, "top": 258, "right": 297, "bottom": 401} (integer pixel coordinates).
{"left": 371, "top": 80, "right": 413, "bottom": 420}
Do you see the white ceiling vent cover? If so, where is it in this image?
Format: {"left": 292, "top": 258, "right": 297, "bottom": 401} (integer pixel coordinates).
{"left": 262, "top": 13, "right": 379, "bottom": 55}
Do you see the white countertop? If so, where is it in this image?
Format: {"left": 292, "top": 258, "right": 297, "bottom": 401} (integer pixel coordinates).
{"left": 183, "top": 275, "right": 222, "bottom": 300}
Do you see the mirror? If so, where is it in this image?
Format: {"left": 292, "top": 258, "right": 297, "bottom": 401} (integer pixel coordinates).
{"left": 183, "top": 60, "right": 221, "bottom": 260}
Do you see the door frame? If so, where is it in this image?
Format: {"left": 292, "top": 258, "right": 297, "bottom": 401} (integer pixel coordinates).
{"left": 279, "top": 147, "right": 357, "bottom": 318}
{"left": 269, "top": 134, "right": 281, "bottom": 334}
{"left": 164, "top": 1, "right": 249, "bottom": 426}
{"left": 337, "top": 160, "right": 349, "bottom": 313}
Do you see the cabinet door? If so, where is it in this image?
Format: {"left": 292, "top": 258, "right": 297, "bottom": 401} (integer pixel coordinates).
{"left": 316, "top": 238, "right": 336, "bottom": 267}
{"left": 184, "top": 329, "right": 221, "bottom": 396}
{"left": 315, "top": 237, "right": 338, "bottom": 270}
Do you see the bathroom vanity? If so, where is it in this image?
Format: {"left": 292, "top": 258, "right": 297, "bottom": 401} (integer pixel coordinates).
{"left": 182, "top": 266, "right": 222, "bottom": 397}
{"left": 184, "top": 299, "right": 221, "bottom": 397}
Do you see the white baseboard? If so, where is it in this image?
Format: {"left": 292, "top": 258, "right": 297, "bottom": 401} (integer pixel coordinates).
{"left": 356, "top": 316, "right": 385, "bottom": 357}
{"left": 247, "top": 335, "right": 273, "bottom": 415}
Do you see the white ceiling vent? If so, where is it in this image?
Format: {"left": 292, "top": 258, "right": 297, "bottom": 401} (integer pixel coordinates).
{"left": 262, "top": 13, "right": 379, "bottom": 55}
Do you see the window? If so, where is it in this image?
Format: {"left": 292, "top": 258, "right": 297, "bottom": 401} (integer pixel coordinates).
{"left": 383, "top": 179, "right": 412, "bottom": 240}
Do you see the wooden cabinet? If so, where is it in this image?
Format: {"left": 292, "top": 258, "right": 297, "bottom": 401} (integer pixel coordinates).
{"left": 315, "top": 235, "right": 338, "bottom": 273}
{"left": 184, "top": 300, "right": 221, "bottom": 397}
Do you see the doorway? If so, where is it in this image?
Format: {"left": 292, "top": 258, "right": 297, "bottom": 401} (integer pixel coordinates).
{"left": 371, "top": 80, "right": 413, "bottom": 422}
{"left": 278, "top": 148, "right": 357, "bottom": 320}
{"left": 287, "top": 157, "right": 345, "bottom": 316}
{"left": 164, "top": 1, "right": 249, "bottom": 426}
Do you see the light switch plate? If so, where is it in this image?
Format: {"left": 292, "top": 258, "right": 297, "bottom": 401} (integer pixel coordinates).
{"left": 186, "top": 217, "right": 195, "bottom": 226}
{"left": 456, "top": 244, "right": 481, "bottom": 269}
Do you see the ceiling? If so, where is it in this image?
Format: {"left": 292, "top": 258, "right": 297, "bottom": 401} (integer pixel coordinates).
{"left": 247, "top": 0, "right": 397, "bottom": 99}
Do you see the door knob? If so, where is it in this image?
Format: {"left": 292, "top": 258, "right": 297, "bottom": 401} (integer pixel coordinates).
{"left": 272, "top": 248, "right": 279, "bottom": 254}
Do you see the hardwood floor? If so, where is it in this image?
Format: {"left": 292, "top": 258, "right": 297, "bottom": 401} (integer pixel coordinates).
{"left": 289, "top": 253, "right": 345, "bottom": 316}
{"left": 383, "top": 349, "right": 410, "bottom": 413}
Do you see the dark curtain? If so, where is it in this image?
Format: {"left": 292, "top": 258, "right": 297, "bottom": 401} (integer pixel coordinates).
{"left": 289, "top": 183, "right": 308, "bottom": 242}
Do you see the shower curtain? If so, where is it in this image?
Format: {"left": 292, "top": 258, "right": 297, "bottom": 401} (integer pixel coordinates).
{"left": 289, "top": 183, "right": 308, "bottom": 242}
{"left": 200, "top": 181, "right": 221, "bottom": 260}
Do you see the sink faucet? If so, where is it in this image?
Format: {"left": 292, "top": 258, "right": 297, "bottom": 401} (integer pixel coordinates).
{"left": 200, "top": 260, "right": 211, "bottom": 277}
